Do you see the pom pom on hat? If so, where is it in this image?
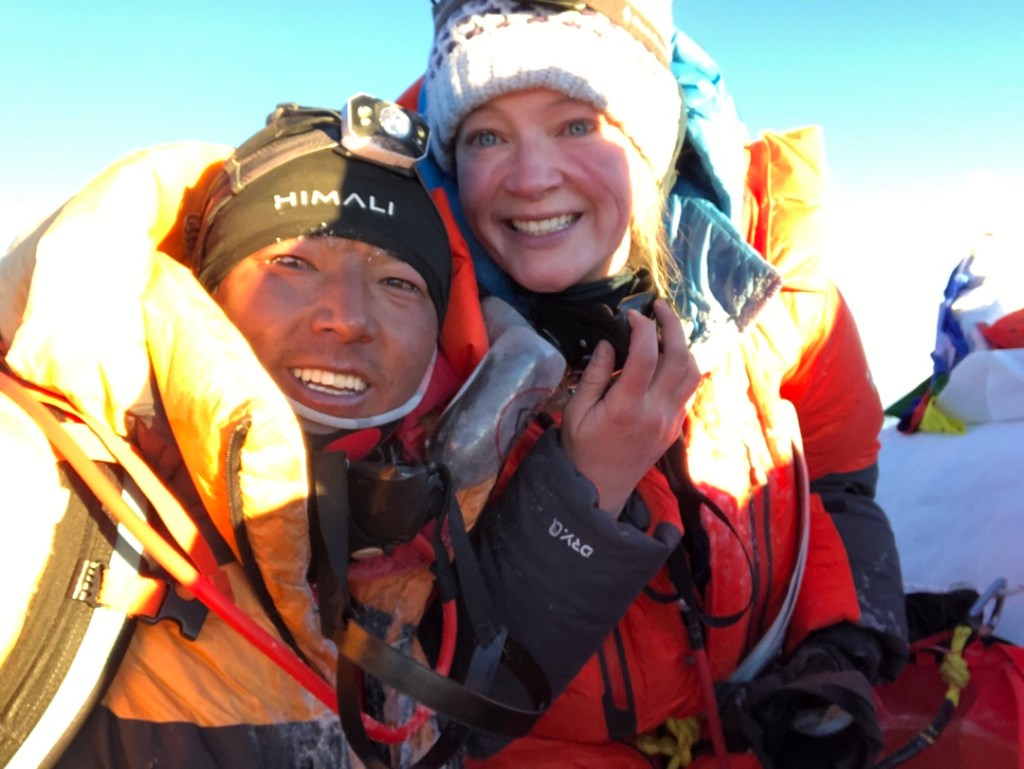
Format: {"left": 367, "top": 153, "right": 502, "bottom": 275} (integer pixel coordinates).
{"left": 424, "top": 0, "right": 684, "bottom": 180}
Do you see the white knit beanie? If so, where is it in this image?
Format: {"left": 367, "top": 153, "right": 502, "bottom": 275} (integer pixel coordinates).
{"left": 423, "top": 0, "right": 684, "bottom": 181}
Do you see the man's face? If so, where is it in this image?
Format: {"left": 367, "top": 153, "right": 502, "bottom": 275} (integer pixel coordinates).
{"left": 213, "top": 236, "right": 438, "bottom": 420}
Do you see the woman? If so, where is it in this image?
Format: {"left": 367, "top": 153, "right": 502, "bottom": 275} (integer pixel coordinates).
{"left": 409, "top": 1, "right": 910, "bottom": 767}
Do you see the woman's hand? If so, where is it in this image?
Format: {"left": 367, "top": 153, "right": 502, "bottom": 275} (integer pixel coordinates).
{"left": 561, "top": 299, "right": 700, "bottom": 517}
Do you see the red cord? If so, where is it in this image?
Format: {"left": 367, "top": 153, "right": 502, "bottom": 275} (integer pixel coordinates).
{"left": 694, "top": 647, "right": 732, "bottom": 769}
{"left": 3, "top": 373, "right": 462, "bottom": 747}
{"left": 0, "top": 372, "right": 340, "bottom": 710}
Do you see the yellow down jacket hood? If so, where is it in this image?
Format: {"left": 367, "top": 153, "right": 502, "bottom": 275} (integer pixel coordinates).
{"left": 0, "top": 141, "right": 339, "bottom": 729}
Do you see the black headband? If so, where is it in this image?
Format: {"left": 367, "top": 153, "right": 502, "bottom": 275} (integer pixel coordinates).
{"left": 194, "top": 110, "right": 450, "bottom": 324}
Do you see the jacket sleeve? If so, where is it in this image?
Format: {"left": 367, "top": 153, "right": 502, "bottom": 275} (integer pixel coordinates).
{"left": 746, "top": 128, "right": 909, "bottom": 680}
{"left": 463, "top": 427, "right": 679, "bottom": 754}
{"left": 778, "top": 267, "right": 908, "bottom": 681}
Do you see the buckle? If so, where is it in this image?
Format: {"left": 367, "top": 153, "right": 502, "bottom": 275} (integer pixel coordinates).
{"left": 139, "top": 582, "right": 208, "bottom": 641}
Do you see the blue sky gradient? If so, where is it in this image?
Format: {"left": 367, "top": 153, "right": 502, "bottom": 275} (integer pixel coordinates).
{"left": 2, "top": 1, "right": 1022, "bottom": 402}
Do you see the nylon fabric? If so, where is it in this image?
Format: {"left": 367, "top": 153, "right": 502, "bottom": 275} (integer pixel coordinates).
{"left": 0, "top": 140, "right": 481, "bottom": 767}
{"left": 0, "top": 141, "right": 335, "bottom": 720}
{"left": 409, "top": 89, "right": 885, "bottom": 762}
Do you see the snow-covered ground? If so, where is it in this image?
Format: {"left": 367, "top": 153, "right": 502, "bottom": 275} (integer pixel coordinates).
{"left": 877, "top": 421, "right": 1024, "bottom": 644}
{"left": 851, "top": 214, "right": 1024, "bottom": 645}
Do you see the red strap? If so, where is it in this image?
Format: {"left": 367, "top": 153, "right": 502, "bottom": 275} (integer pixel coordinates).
{"left": 10, "top": 376, "right": 229, "bottom": 596}
{"left": 0, "top": 368, "right": 337, "bottom": 709}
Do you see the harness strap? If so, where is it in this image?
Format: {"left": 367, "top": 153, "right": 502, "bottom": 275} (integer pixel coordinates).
{"left": 335, "top": 621, "right": 547, "bottom": 739}
{"left": 431, "top": 464, "right": 503, "bottom": 648}
{"left": 661, "top": 435, "right": 712, "bottom": 592}
{"left": 310, "top": 449, "right": 352, "bottom": 639}
{"left": 650, "top": 437, "right": 755, "bottom": 629}
{"left": 322, "top": 461, "right": 550, "bottom": 766}
{"left": 16, "top": 379, "right": 229, "bottom": 597}
{"left": 0, "top": 367, "right": 339, "bottom": 711}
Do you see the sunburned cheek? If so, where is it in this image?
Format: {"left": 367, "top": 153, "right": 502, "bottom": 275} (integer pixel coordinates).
{"left": 240, "top": 333, "right": 282, "bottom": 376}
{"left": 455, "top": 164, "right": 491, "bottom": 223}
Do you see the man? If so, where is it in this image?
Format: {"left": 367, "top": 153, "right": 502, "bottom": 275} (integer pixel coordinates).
{"left": 1, "top": 97, "right": 477, "bottom": 769}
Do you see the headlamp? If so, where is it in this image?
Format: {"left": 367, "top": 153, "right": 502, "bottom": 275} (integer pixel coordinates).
{"left": 263, "top": 94, "right": 429, "bottom": 176}
{"left": 188, "top": 93, "right": 431, "bottom": 275}
{"left": 339, "top": 93, "right": 429, "bottom": 171}
{"left": 210, "top": 94, "right": 430, "bottom": 203}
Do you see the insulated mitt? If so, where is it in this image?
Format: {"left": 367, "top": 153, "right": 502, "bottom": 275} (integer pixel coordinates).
{"left": 715, "top": 625, "right": 884, "bottom": 769}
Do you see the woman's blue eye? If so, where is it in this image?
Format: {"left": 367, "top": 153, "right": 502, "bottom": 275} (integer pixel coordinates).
{"left": 566, "top": 120, "right": 594, "bottom": 137}
{"left": 469, "top": 130, "right": 499, "bottom": 148}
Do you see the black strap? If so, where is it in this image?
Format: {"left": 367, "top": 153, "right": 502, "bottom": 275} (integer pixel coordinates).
{"left": 335, "top": 619, "right": 549, "bottom": 768}
{"left": 596, "top": 628, "right": 637, "bottom": 739}
{"left": 431, "top": 464, "right": 502, "bottom": 647}
{"left": 321, "top": 461, "right": 550, "bottom": 767}
{"left": 311, "top": 450, "right": 352, "bottom": 638}
{"left": 651, "top": 438, "right": 755, "bottom": 630}
{"left": 335, "top": 621, "right": 547, "bottom": 738}
{"left": 333, "top": 470, "right": 549, "bottom": 734}
{"left": 659, "top": 437, "right": 711, "bottom": 591}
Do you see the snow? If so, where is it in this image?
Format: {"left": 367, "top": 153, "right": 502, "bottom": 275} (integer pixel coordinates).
{"left": 877, "top": 419, "right": 1024, "bottom": 643}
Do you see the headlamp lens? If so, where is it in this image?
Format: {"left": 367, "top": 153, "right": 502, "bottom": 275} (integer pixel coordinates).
{"left": 340, "top": 93, "right": 429, "bottom": 172}
{"left": 378, "top": 103, "right": 412, "bottom": 139}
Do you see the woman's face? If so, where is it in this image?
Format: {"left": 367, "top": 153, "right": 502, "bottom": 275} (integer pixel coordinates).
{"left": 213, "top": 236, "right": 437, "bottom": 420}
{"left": 454, "top": 89, "right": 635, "bottom": 293}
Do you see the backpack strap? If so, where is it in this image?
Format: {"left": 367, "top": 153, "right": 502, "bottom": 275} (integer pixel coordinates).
{"left": 0, "top": 456, "right": 137, "bottom": 769}
{"left": 22, "top": 383, "right": 227, "bottom": 594}
{"left": 0, "top": 367, "right": 339, "bottom": 711}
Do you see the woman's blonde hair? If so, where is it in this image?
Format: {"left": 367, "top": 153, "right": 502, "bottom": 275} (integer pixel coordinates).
{"left": 626, "top": 144, "right": 679, "bottom": 309}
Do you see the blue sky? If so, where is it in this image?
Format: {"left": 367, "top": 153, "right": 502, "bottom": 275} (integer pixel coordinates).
{"left": 2, "top": 1, "right": 1022, "bottom": 404}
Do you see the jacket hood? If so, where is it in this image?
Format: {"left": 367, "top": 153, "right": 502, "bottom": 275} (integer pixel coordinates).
{"left": 0, "top": 141, "right": 336, "bottom": 677}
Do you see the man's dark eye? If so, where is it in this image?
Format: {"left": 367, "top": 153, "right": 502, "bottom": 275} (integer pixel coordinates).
{"left": 269, "top": 254, "right": 312, "bottom": 269}
{"left": 383, "top": 277, "right": 423, "bottom": 294}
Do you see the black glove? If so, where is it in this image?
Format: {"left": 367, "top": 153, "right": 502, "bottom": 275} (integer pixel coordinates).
{"left": 716, "top": 626, "right": 884, "bottom": 769}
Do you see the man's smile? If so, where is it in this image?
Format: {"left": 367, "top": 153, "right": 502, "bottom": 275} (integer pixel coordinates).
{"left": 290, "top": 367, "right": 368, "bottom": 394}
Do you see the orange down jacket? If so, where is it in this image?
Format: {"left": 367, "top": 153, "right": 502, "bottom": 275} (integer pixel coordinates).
{"left": 397, "top": 71, "right": 908, "bottom": 763}
{"left": 0, "top": 141, "right": 490, "bottom": 769}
